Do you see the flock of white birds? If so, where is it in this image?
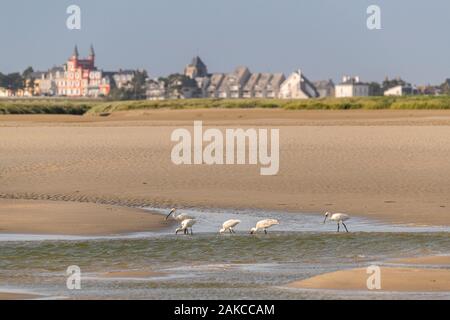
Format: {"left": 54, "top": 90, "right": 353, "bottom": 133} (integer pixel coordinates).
{"left": 165, "top": 208, "right": 351, "bottom": 235}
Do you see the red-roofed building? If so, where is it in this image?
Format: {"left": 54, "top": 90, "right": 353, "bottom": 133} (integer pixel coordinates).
{"left": 56, "top": 45, "right": 110, "bottom": 97}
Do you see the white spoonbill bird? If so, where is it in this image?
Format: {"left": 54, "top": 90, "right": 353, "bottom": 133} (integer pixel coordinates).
{"left": 175, "top": 219, "right": 196, "bottom": 235}
{"left": 323, "top": 212, "right": 350, "bottom": 232}
{"left": 165, "top": 208, "right": 194, "bottom": 222}
{"left": 250, "top": 219, "right": 279, "bottom": 234}
{"left": 220, "top": 219, "right": 241, "bottom": 234}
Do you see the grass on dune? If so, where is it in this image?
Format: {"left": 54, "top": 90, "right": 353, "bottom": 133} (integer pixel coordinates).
{"left": 1, "top": 96, "right": 450, "bottom": 115}
{"left": 0, "top": 99, "right": 97, "bottom": 115}
{"left": 87, "top": 96, "right": 450, "bottom": 113}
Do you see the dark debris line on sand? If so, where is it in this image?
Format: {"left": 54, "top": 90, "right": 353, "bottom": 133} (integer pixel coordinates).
{"left": 0, "top": 192, "right": 158, "bottom": 209}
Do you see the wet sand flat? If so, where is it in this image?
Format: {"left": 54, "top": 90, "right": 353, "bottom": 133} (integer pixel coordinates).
{"left": 0, "top": 292, "right": 42, "bottom": 300}
{"left": 391, "top": 255, "right": 450, "bottom": 265}
{"left": 1, "top": 109, "right": 450, "bottom": 226}
{"left": 0, "top": 199, "right": 171, "bottom": 235}
{"left": 287, "top": 267, "right": 450, "bottom": 292}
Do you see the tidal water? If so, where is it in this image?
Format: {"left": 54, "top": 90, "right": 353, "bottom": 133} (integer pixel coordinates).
{"left": 0, "top": 208, "right": 449, "bottom": 300}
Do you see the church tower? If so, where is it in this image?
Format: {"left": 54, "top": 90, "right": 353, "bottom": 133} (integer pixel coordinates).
{"left": 88, "top": 44, "right": 95, "bottom": 68}
{"left": 69, "top": 45, "right": 79, "bottom": 70}
{"left": 89, "top": 44, "right": 95, "bottom": 60}
{"left": 72, "top": 45, "right": 79, "bottom": 59}
{"left": 184, "top": 56, "right": 208, "bottom": 79}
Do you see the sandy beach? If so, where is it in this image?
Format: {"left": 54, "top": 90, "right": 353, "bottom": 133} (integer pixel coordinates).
{"left": 1, "top": 109, "right": 450, "bottom": 227}
{"left": 0, "top": 199, "right": 170, "bottom": 235}
{"left": 391, "top": 255, "right": 450, "bottom": 265}
{"left": 0, "top": 291, "right": 43, "bottom": 300}
{"left": 287, "top": 266, "right": 450, "bottom": 292}
{"left": 287, "top": 254, "right": 450, "bottom": 292}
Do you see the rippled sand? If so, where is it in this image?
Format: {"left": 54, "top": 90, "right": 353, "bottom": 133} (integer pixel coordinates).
{"left": 1, "top": 109, "right": 450, "bottom": 226}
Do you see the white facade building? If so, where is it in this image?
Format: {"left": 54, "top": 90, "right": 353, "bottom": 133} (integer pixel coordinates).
{"left": 335, "top": 76, "right": 369, "bottom": 98}
{"left": 279, "top": 70, "right": 319, "bottom": 99}
{"left": 113, "top": 70, "right": 135, "bottom": 89}
{"left": 0, "top": 87, "right": 13, "bottom": 97}
{"left": 384, "top": 84, "right": 415, "bottom": 96}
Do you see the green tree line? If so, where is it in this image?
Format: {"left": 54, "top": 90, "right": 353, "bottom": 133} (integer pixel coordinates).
{"left": 0, "top": 66, "right": 34, "bottom": 90}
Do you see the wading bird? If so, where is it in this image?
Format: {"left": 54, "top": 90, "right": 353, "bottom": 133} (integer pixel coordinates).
{"left": 175, "top": 219, "right": 196, "bottom": 235}
{"left": 323, "top": 212, "right": 350, "bottom": 232}
{"left": 250, "top": 219, "right": 279, "bottom": 234}
{"left": 219, "top": 219, "right": 241, "bottom": 234}
{"left": 165, "top": 208, "right": 194, "bottom": 222}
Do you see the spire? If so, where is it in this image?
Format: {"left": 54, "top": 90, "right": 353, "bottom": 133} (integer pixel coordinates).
{"left": 72, "top": 45, "right": 79, "bottom": 58}
{"left": 89, "top": 44, "right": 95, "bottom": 57}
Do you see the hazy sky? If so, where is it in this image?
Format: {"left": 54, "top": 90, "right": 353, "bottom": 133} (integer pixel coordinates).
{"left": 1, "top": 0, "right": 449, "bottom": 84}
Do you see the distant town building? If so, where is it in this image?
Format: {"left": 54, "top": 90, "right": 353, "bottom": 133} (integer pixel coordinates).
{"left": 37, "top": 66, "right": 63, "bottom": 96}
{"left": 112, "top": 70, "right": 136, "bottom": 89}
{"left": 241, "top": 72, "right": 286, "bottom": 99}
{"left": 441, "top": 79, "right": 450, "bottom": 95}
{"left": 314, "top": 79, "right": 335, "bottom": 98}
{"left": 335, "top": 76, "right": 369, "bottom": 98}
{"left": 253, "top": 73, "right": 272, "bottom": 98}
{"left": 184, "top": 56, "right": 208, "bottom": 79}
{"left": 160, "top": 74, "right": 199, "bottom": 99}
{"left": 279, "top": 70, "right": 319, "bottom": 99}
{"left": 243, "top": 73, "right": 261, "bottom": 98}
{"left": 18, "top": 48, "right": 442, "bottom": 101}
{"left": 146, "top": 79, "right": 167, "bottom": 100}
{"left": 205, "top": 73, "right": 225, "bottom": 98}
{"left": 0, "top": 87, "right": 13, "bottom": 97}
{"left": 217, "top": 66, "right": 251, "bottom": 98}
{"left": 193, "top": 76, "right": 210, "bottom": 98}
{"left": 55, "top": 45, "right": 111, "bottom": 97}
{"left": 384, "top": 84, "right": 416, "bottom": 96}
{"left": 146, "top": 66, "right": 288, "bottom": 100}
{"left": 24, "top": 71, "right": 45, "bottom": 96}
{"left": 265, "top": 73, "right": 285, "bottom": 98}
{"left": 416, "top": 85, "right": 442, "bottom": 96}
{"left": 183, "top": 56, "right": 210, "bottom": 98}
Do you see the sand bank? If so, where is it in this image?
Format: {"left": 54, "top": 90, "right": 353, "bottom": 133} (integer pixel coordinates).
{"left": 287, "top": 267, "right": 450, "bottom": 292}
{"left": 0, "top": 291, "right": 43, "bottom": 300}
{"left": 1, "top": 109, "right": 450, "bottom": 226}
{"left": 0, "top": 199, "right": 171, "bottom": 235}
{"left": 391, "top": 255, "right": 450, "bottom": 265}
{"left": 2, "top": 109, "right": 450, "bottom": 126}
